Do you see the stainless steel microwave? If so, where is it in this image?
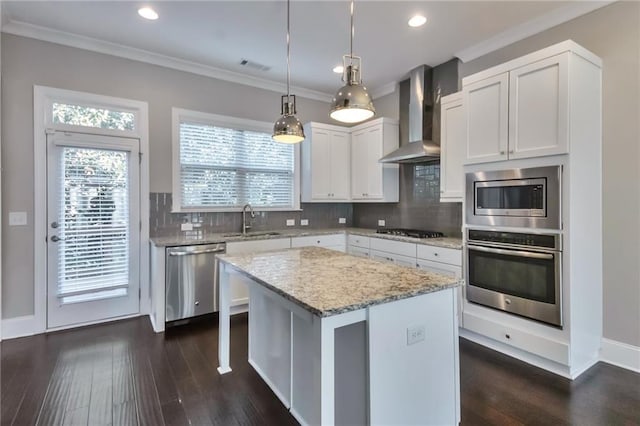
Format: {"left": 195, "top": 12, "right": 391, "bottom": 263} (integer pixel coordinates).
{"left": 465, "top": 166, "right": 561, "bottom": 229}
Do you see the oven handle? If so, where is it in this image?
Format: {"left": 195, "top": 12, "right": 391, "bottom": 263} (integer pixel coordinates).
{"left": 468, "top": 244, "right": 554, "bottom": 260}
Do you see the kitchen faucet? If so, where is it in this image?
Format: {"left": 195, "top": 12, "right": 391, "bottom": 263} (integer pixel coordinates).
{"left": 242, "top": 203, "right": 255, "bottom": 236}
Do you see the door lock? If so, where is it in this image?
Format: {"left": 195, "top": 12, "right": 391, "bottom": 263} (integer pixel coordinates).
{"left": 51, "top": 221, "right": 60, "bottom": 229}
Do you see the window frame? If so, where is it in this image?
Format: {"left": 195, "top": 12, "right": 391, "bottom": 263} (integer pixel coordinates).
{"left": 171, "top": 108, "right": 301, "bottom": 213}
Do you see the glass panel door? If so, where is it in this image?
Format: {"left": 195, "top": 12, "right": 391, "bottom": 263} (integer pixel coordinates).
{"left": 47, "top": 132, "right": 140, "bottom": 329}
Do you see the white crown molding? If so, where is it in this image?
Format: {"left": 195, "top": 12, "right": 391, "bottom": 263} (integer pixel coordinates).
{"left": 455, "top": 1, "right": 614, "bottom": 63}
{"left": 371, "top": 81, "right": 398, "bottom": 100}
{"left": 2, "top": 20, "right": 333, "bottom": 103}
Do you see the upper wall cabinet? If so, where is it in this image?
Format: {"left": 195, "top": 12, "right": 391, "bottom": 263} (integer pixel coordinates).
{"left": 463, "top": 49, "right": 575, "bottom": 164}
{"left": 440, "top": 92, "right": 465, "bottom": 202}
{"left": 301, "top": 123, "right": 351, "bottom": 202}
{"left": 351, "top": 118, "right": 400, "bottom": 203}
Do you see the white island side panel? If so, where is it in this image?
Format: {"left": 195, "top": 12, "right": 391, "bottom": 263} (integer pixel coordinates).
{"left": 368, "top": 287, "right": 459, "bottom": 425}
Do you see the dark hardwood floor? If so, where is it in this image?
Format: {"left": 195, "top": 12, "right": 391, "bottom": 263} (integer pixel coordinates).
{"left": 1, "top": 315, "right": 638, "bottom": 425}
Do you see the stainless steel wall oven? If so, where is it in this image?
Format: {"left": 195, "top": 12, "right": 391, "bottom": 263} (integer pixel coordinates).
{"left": 466, "top": 166, "right": 561, "bottom": 229}
{"left": 466, "top": 229, "right": 562, "bottom": 327}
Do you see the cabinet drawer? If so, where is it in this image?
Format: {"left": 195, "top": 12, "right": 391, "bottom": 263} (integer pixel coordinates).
{"left": 416, "top": 259, "right": 461, "bottom": 278}
{"left": 291, "top": 234, "right": 346, "bottom": 248}
{"left": 348, "top": 245, "right": 370, "bottom": 258}
{"left": 370, "top": 238, "right": 416, "bottom": 258}
{"left": 370, "top": 250, "right": 416, "bottom": 268}
{"left": 416, "top": 245, "right": 461, "bottom": 266}
{"left": 463, "top": 311, "right": 569, "bottom": 365}
{"left": 347, "top": 234, "right": 370, "bottom": 248}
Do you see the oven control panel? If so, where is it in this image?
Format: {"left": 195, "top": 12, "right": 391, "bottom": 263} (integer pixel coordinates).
{"left": 467, "top": 229, "right": 559, "bottom": 249}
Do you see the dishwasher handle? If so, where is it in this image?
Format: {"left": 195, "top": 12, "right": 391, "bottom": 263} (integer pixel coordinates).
{"left": 167, "top": 244, "right": 226, "bottom": 256}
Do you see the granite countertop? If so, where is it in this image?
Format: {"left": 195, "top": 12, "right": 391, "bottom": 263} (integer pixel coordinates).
{"left": 150, "top": 227, "right": 463, "bottom": 250}
{"left": 218, "top": 246, "right": 462, "bottom": 318}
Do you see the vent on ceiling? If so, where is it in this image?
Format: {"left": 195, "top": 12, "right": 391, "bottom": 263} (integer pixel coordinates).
{"left": 239, "top": 59, "right": 271, "bottom": 72}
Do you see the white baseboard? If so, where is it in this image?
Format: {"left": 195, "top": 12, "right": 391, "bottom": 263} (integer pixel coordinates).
{"left": 231, "top": 304, "right": 248, "bottom": 315}
{"left": 600, "top": 338, "right": 640, "bottom": 373}
{"left": 248, "top": 358, "right": 291, "bottom": 409}
{"left": 1, "top": 315, "right": 36, "bottom": 340}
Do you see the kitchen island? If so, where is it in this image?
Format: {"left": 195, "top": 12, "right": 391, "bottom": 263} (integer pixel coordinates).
{"left": 217, "top": 246, "right": 462, "bottom": 425}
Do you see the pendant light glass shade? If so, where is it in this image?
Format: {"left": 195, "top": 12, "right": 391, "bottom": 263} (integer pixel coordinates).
{"left": 329, "top": 0, "right": 375, "bottom": 124}
{"left": 273, "top": 95, "right": 305, "bottom": 143}
{"left": 273, "top": 0, "right": 305, "bottom": 144}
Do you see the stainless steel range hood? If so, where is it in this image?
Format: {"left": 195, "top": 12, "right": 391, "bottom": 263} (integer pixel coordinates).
{"left": 379, "top": 60, "right": 459, "bottom": 164}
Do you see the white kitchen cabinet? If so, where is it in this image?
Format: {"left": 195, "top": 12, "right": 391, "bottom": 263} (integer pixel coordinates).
{"left": 351, "top": 118, "right": 399, "bottom": 202}
{"left": 348, "top": 245, "right": 370, "bottom": 258}
{"left": 463, "top": 73, "right": 509, "bottom": 164}
{"left": 301, "top": 123, "right": 351, "bottom": 202}
{"left": 226, "top": 238, "right": 292, "bottom": 306}
{"left": 370, "top": 250, "right": 416, "bottom": 268}
{"left": 416, "top": 245, "right": 463, "bottom": 325}
{"left": 463, "top": 49, "right": 574, "bottom": 164}
{"left": 440, "top": 92, "right": 465, "bottom": 202}
{"left": 508, "top": 54, "right": 569, "bottom": 159}
{"left": 291, "top": 233, "right": 346, "bottom": 252}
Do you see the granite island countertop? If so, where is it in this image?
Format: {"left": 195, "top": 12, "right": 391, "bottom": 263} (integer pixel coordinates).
{"left": 150, "top": 227, "right": 462, "bottom": 250}
{"left": 217, "top": 246, "right": 462, "bottom": 317}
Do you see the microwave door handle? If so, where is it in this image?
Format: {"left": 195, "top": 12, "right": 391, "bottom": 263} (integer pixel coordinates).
{"left": 469, "top": 245, "right": 554, "bottom": 260}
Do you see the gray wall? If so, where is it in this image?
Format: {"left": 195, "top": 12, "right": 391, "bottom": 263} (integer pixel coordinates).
{"left": 460, "top": 1, "right": 640, "bottom": 347}
{"left": 0, "top": 34, "right": 337, "bottom": 319}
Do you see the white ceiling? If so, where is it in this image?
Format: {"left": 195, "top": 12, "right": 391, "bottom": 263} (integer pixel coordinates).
{"left": 2, "top": 1, "right": 610, "bottom": 99}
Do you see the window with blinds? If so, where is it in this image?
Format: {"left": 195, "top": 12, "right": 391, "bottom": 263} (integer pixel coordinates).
{"left": 177, "top": 116, "right": 297, "bottom": 210}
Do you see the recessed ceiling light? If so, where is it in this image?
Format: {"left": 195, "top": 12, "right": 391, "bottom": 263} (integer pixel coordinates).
{"left": 333, "top": 65, "right": 344, "bottom": 74}
{"left": 408, "top": 15, "right": 427, "bottom": 28}
{"left": 138, "top": 7, "right": 158, "bottom": 20}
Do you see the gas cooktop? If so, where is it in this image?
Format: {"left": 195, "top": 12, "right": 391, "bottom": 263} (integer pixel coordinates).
{"left": 375, "top": 228, "right": 445, "bottom": 239}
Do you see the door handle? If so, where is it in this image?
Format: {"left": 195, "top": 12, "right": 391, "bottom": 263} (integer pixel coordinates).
{"left": 50, "top": 235, "right": 64, "bottom": 243}
{"left": 51, "top": 221, "right": 60, "bottom": 229}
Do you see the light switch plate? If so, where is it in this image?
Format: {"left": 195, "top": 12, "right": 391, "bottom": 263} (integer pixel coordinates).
{"left": 9, "top": 211, "right": 27, "bottom": 226}
{"left": 378, "top": 219, "right": 386, "bottom": 227}
{"left": 286, "top": 219, "right": 295, "bottom": 226}
{"left": 407, "top": 325, "right": 426, "bottom": 345}
{"left": 338, "top": 217, "right": 346, "bottom": 224}
{"left": 181, "top": 223, "right": 193, "bottom": 231}
{"left": 300, "top": 219, "right": 309, "bottom": 226}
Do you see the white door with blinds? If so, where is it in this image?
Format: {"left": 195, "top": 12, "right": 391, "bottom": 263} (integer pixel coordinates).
{"left": 47, "top": 132, "right": 140, "bottom": 329}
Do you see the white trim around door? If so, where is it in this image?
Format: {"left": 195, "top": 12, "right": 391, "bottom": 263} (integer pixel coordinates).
{"left": 33, "top": 86, "right": 150, "bottom": 334}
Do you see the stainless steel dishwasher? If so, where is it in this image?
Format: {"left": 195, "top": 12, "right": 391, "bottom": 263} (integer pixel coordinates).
{"left": 165, "top": 243, "right": 226, "bottom": 323}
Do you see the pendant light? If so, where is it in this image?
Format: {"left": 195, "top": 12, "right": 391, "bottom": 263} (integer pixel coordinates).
{"left": 329, "top": 0, "right": 375, "bottom": 124}
{"left": 272, "top": 0, "right": 305, "bottom": 144}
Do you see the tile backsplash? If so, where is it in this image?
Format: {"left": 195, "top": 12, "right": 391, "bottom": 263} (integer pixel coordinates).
{"left": 150, "top": 192, "right": 353, "bottom": 237}
{"left": 352, "top": 163, "right": 462, "bottom": 237}
{"left": 152, "top": 163, "right": 461, "bottom": 238}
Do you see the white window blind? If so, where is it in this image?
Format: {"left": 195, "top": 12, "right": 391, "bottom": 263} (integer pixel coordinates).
{"left": 58, "top": 147, "right": 130, "bottom": 304}
{"left": 178, "top": 120, "right": 296, "bottom": 209}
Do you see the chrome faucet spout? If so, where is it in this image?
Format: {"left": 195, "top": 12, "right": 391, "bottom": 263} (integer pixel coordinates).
{"left": 242, "top": 204, "right": 255, "bottom": 236}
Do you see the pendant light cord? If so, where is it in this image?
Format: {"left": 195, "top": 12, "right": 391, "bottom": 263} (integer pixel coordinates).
{"left": 349, "top": 0, "right": 354, "bottom": 62}
{"left": 286, "top": 0, "right": 291, "bottom": 101}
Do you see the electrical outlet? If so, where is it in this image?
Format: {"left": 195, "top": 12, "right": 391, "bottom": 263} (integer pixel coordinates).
{"left": 286, "top": 219, "right": 295, "bottom": 226}
{"left": 338, "top": 217, "right": 346, "bottom": 224}
{"left": 378, "top": 219, "right": 386, "bottom": 227}
{"left": 9, "top": 212, "right": 27, "bottom": 226}
{"left": 181, "top": 223, "right": 194, "bottom": 231}
{"left": 407, "top": 325, "right": 426, "bottom": 345}
{"left": 300, "top": 219, "right": 309, "bottom": 226}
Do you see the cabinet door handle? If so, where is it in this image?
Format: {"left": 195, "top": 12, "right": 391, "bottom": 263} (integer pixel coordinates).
{"left": 500, "top": 150, "right": 505, "bottom": 155}
{"left": 434, "top": 252, "right": 439, "bottom": 257}
{"left": 509, "top": 150, "right": 514, "bottom": 154}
